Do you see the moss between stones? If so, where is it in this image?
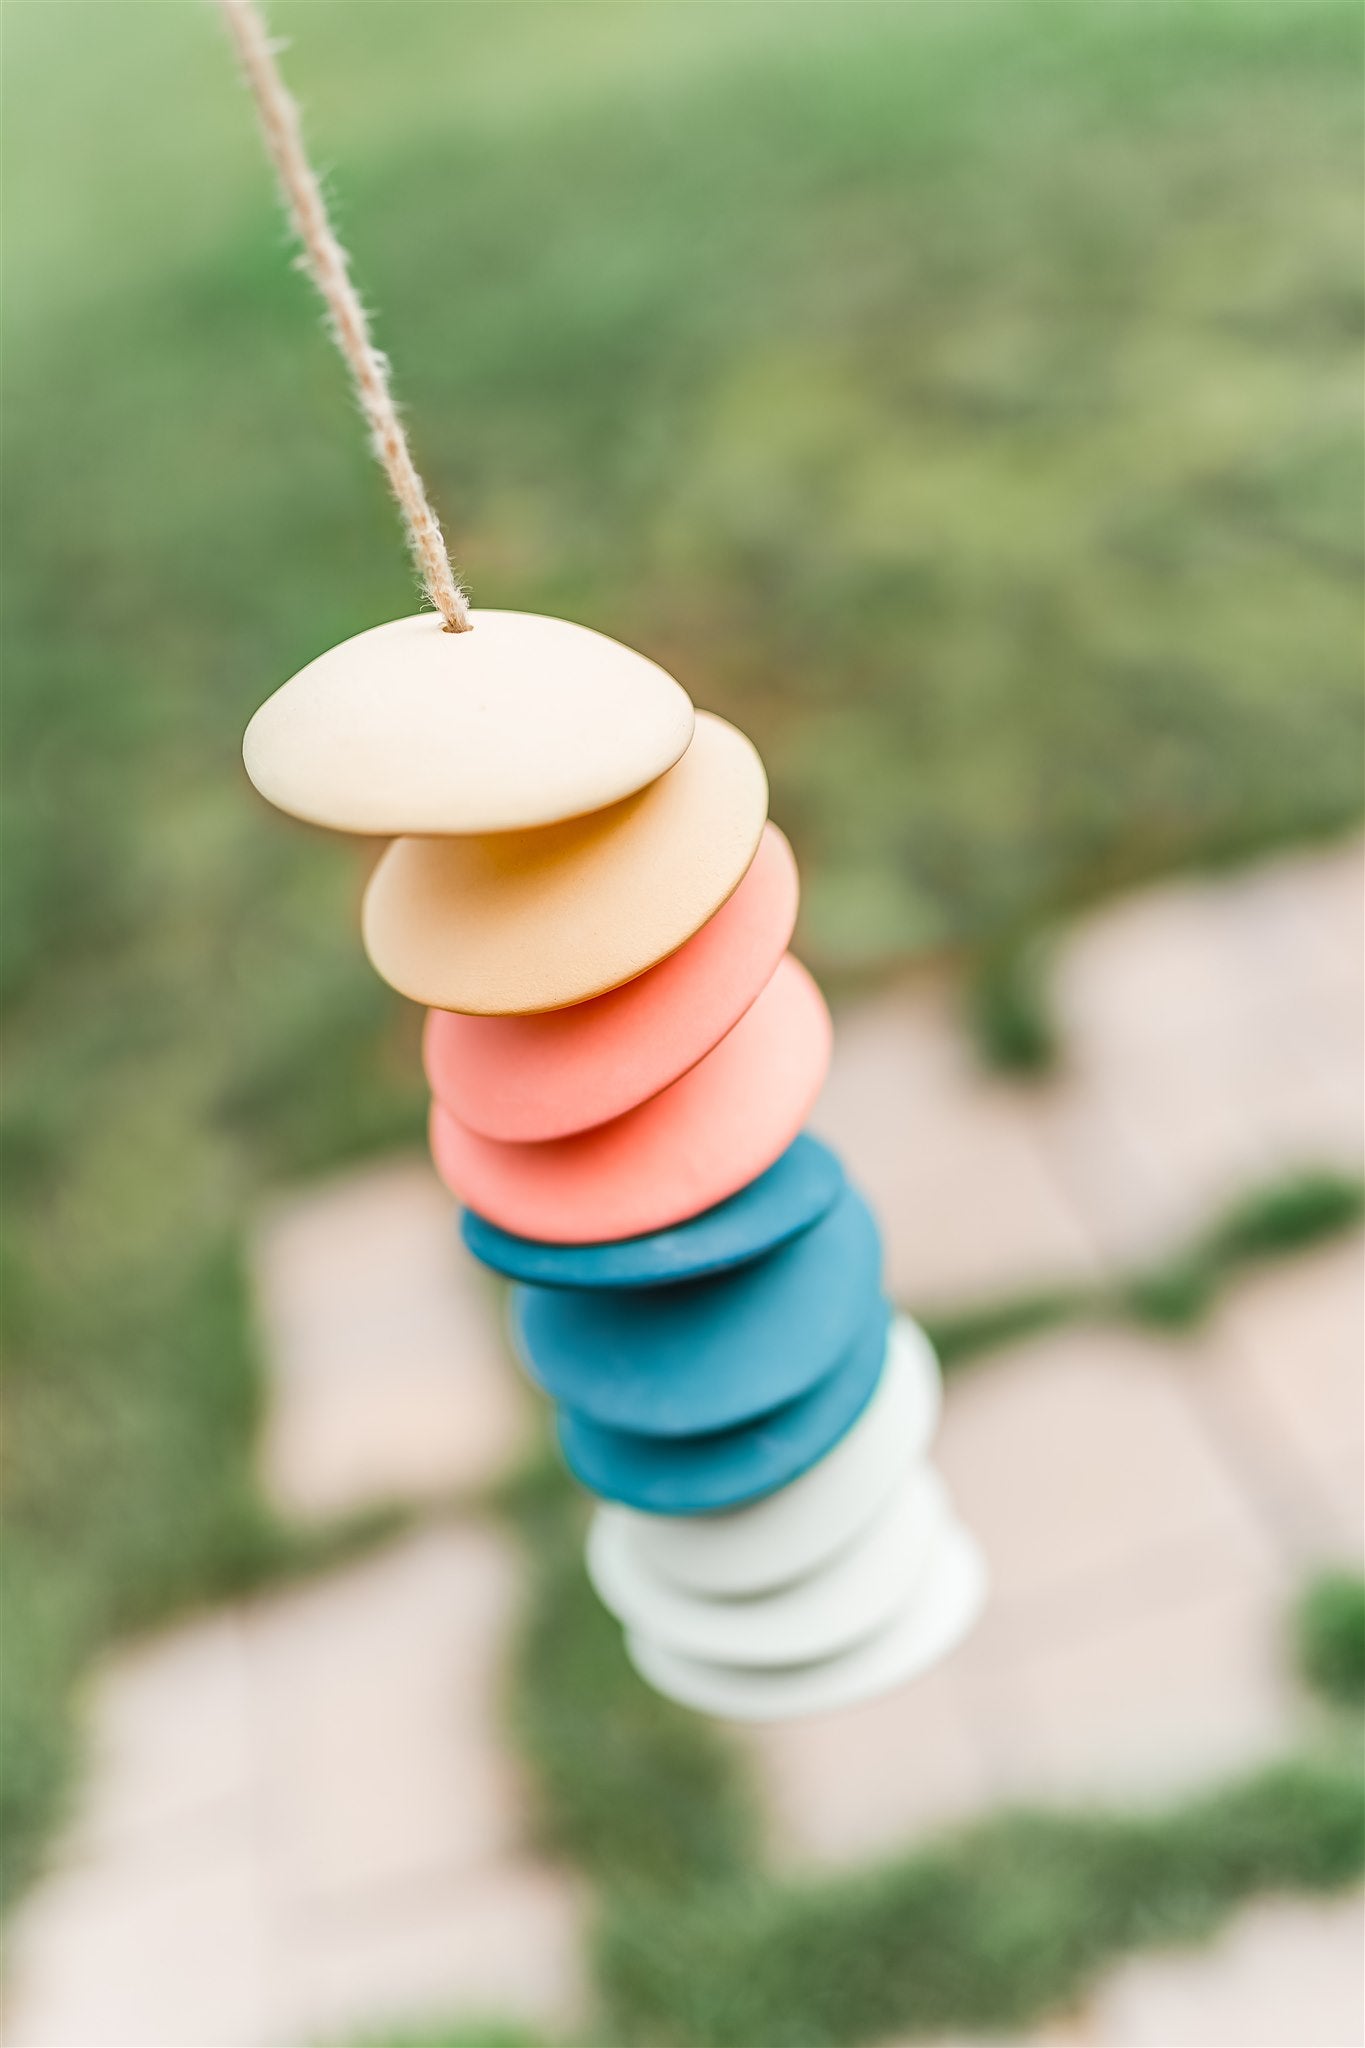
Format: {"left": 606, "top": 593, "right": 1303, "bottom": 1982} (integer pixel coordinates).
{"left": 926, "top": 1169, "right": 1364, "bottom": 1367}
{"left": 1297, "top": 1573, "right": 1365, "bottom": 1713}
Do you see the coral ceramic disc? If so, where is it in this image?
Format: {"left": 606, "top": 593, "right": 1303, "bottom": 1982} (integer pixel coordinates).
{"left": 243, "top": 610, "right": 695, "bottom": 835}
{"left": 424, "top": 823, "right": 799, "bottom": 1139}
{"left": 362, "top": 712, "right": 768, "bottom": 1014}
{"left": 612, "top": 1316, "right": 941, "bottom": 1595}
{"left": 626, "top": 1520, "right": 987, "bottom": 1721}
{"left": 430, "top": 955, "right": 831, "bottom": 1243}
{"left": 460, "top": 1133, "right": 844, "bottom": 1290}
{"left": 557, "top": 1302, "right": 889, "bottom": 1515}
{"left": 587, "top": 1466, "right": 950, "bottom": 1668}
{"left": 511, "top": 1185, "right": 881, "bottom": 1437}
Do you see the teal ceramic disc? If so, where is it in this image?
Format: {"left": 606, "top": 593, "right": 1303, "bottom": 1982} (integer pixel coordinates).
{"left": 556, "top": 1301, "right": 890, "bottom": 1514}
{"left": 461, "top": 1133, "right": 843, "bottom": 1289}
{"left": 513, "top": 1183, "right": 880, "bottom": 1437}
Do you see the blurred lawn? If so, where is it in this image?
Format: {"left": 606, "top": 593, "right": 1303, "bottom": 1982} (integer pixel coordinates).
{"left": 1, "top": 0, "right": 1361, "bottom": 1917}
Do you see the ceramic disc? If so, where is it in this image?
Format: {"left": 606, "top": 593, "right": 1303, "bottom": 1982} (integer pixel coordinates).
{"left": 243, "top": 610, "right": 695, "bottom": 836}
{"left": 430, "top": 955, "right": 831, "bottom": 1243}
{"left": 587, "top": 1466, "right": 950, "bottom": 1668}
{"left": 460, "top": 1133, "right": 844, "bottom": 1290}
{"left": 611, "top": 1316, "right": 941, "bottom": 1595}
{"left": 626, "top": 1520, "right": 987, "bottom": 1721}
{"left": 423, "top": 822, "right": 798, "bottom": 1139}
{"left": 557, "top": 1301, "right": 889, "bottom": 1515}
{"left": 362, "top": 712, "right": 767, "bottom": 1015}
{"left": 511, "top": 1185, "right": 881, "bottom": 1437}
{"left": 424, "top": 824, "right": 798, "bottom": 1141}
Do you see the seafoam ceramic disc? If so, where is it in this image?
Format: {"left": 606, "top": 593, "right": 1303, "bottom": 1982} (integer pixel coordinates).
{"left": 612, "top": 1316, "right": 941, "bottom": 1595}
{"left": 460, "top": 1134, "right": 844, "bottom": 1290}
{"left": 557, "top": 1301, "right": 889, "bottom": 1515}
{"left": 243, "top": 610, "right": 695, "bottom": 835}
{"left": 626, "top": 1520, "right": 987, "bottom": 1721}
{"left": 511, "top": 1185, "right": 881, "bottom": 1437}
{"left": 363, "top": 712, "right": 768, "bottom": 1014}
{"left": 424, "top": 823, "right": 799, "bottom": 1140}
{"left": 430, "top": 955, "right": 831, "bottom": 1243}
{"left": 586, "top": 1466, "right": 950, "bottom": 1668}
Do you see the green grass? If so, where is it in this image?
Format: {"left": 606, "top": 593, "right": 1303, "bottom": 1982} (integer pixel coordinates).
{"left": 966, "top": 929, "right": 1060, "bottom": 1075}
{"left": 1123, "top": 1169, "right": 1365, "bottom": 1326}
{"left": 1297, "top": 1573, "right": 1365, "bottom": 1713}
{"left": 1, "top": 0, "right": 1361, "bottom": 1964}
{"left": 596, "top": 1752, "right": 1365, "bottom": 2047}
{"left": 496, "top": 1448, "right": 759, "bottom": 1897}
{"left": 925, "top": 1167, "right": 1365, "bottom": 1366}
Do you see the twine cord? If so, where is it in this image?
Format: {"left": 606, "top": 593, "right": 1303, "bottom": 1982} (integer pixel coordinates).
{"left": 218, "top": 0, "right": 471, "bottom": 631}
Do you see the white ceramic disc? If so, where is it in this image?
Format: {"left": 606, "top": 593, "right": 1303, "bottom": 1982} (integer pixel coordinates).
{"left": 362, "top": 712, "right": 768, "bottom": 1014}
{"left": 607, "top": 1315, "right": 941, "bottom": 1597}
{"left": 243, "top": 610, "right": 695, "bottom": 835}
{"left": 626, "top": 1520, "right": 987, "bottom": 1722}
{"left": 587, "top": 1466, "right": 949, "bottom": 1668}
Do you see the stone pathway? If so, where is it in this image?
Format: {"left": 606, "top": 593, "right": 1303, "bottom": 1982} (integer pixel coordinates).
{"left": 1, "top": 1530, "right": 586, "bottom": 2047}
{"left": 253, "top": 1157, "right": 530, "bottom": 1520}
{"left": 816, "top": 837, "right": 1363, "bottom": 1306}
{"left": 741, "top": 1234, "right": 1361, "bottom": 1864}
{"left": 3, "top": 836, "right": 1361, "bottom": 2048}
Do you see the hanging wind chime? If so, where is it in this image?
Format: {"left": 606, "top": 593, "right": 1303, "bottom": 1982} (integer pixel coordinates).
{"left": 223, "top": 0, "right": 985, "bottom": 1719}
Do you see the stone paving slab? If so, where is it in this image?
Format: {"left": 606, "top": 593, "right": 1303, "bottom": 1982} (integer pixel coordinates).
{"left": 815, "top": 836, "right": 1364, "bottom": 1306}
{"left": 0, "top": 1528, "right": 586, "bottom": 2048}
{"left": 1041, "top": 839, "right": 1364, "bottom": 1266}
{"left": 741, "top": 1296, "right": 1338, "bottom": 1867}
{"left": 933, "top": 1324, "right": 1282, "bottom": 1623}
{"left": 1195, "top": 1234, "right": 1365, "bottom": 1561}
{"left": 995, "top": 1551, "right": 1299, "bottom": 1806}
{"left": 272, "top": 1863, "right": 585, "bottom": 2048}
{"left": 1, "top": 1826, "right": 271, "bottom": 2048}
{"left": 811, "top": 979, "right": 1104, "bottom": 1306}
{"left": 252, "top": 1159, "right": 529, "bottom": 1518}
{"left": 1086, "top": 1889, "right": 1365, "bottom": 2047}
{"left": 243, "top": 1526, "right": 528, "bottom": 1910}
{"left": 61, "top": 1611, "right": 254, "bottom": 1864}
{"left": 744, "top": 1654, "right": 997, "bottom": 1867}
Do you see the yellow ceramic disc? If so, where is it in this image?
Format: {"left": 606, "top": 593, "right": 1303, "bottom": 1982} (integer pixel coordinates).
{"left": 243, "top": 610, "right": 695, "bottom": 835}
{"left": 361, "top": 712, "right": 769, "bottom": 1014}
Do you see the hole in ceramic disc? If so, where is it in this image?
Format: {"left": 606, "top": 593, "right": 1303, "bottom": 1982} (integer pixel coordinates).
{"left": 423, "top": 822, "right": 799, "bottom": 1140}
{"left": 429, "top": 954, "right": 831, "bottom": 1243}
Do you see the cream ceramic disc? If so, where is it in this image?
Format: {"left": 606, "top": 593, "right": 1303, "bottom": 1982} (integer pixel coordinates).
{"left": 430, "top": 955, "right": 831, "bottom": 1243}
{"left": 611, "top": 1316, "right": 941, "bottom": 1597}
{"left": 363, "top": 712, "right": 768, "bottom": 1014}
{"left": 587, "top": 1466, "right": 949, "bottom": 1668}
{"left": 423, "top": 823, "right": 799, "bottom": 1139}
{"left": 625, "top": 1521, "right": 986, "bottom": 1722}
{"left": 243, "top": 610, "right": 695, "bottom": 835}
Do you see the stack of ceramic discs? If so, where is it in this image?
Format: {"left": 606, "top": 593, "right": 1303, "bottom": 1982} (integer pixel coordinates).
{"left": 244, "top": 610, "right": 985, "bottom": 1719}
